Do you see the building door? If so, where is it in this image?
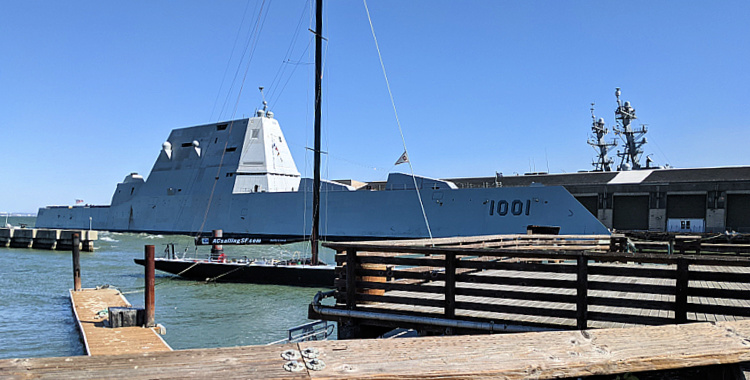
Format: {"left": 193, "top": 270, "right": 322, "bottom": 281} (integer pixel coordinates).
{"left": 613, "top": 195, "right": 649, "bottom": 230}
{"left": 726, "top": 194, "right": 750, "bottom": 232}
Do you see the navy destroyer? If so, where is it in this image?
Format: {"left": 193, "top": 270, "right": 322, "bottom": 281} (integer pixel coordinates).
{"left": 35, "top": 108, "right": 608, "bottom": 240}
{"left": 36, "top": 111, "right": 607, "bottom": 238}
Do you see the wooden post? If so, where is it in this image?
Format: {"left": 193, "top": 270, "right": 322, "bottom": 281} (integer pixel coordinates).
{"left": 445, "top": 252, "right": 456, "bottom": 319}
{"left": 346, "top": 248, "right": 357, "bottom": 309}
{"left": 576, "top": 254, "right": 588, "bottom": 330}
{"left": 675, "top": 258, "right": 689, "bottom": 324}
{"left": 145, "top": 245, "right": 155, "bottom": 328}
{"left": 72, "top": 233, "right": 81, "bottom": 291}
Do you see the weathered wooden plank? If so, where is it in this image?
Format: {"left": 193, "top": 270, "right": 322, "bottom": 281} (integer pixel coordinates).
{"left": 44, "top": 315, "right": 750, "bottom": 379}
{"left": 453, "top": 301, "right": 578, "bottom": 319}
{"left": 355, "top": 293, "right": 445, "bottom": 308}
{"left": 687, "top": 303, "right": 750, "bottom": 318}
{"left": 334, "top": 241, "right": 750, "bottom": 267}
{"left": 587, "top": 296, "right": 675, "bottom": 311}
{"left": 690, "top": 270, "right": 750, "bottom": 283}
{"left": 297, "top": 320, "right": 750, "bottom": 379}
{"left": 689, "top": 287, "right": 750, "bottom": 301}
{"left": 588, "top": 265, "right": 676, "bottom": 279}
{"left": 456, "top": 287, "right": 578, "bottom": 304}
{"left": 357, "top": 255, "right": 447, "bottom": 267}
{"left": 456, "top": 273, "right": 577, "bottom": 289}
{"left": 588, "top": 280, "right": 675, "bottom": 295}
{"left": 0, "top": 343, "right": 306, "bottom": 379}
{"left": 458, "top": 260, "right": 578, "bottom": 273}
{"left": 586, "top": 311, "right": 676, "bottom": 326}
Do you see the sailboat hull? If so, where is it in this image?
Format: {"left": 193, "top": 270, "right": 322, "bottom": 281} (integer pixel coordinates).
{"left": 133, "top": 258, "right": 335, "bottom": 287}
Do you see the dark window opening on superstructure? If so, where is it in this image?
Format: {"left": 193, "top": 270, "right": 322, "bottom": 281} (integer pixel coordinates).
{"left": 217, "top": 124, "right": 228, "bottom": 131}
{"left": 225, "top": 173, "right": 234, "bottom": 177}
{"left": 225, "top": 147, "right": 237, "bottom": 152}
{"left": 254, "top": 185, "right": 259, "bottom": 192}
{"left": 181, "top": 142, "right": 192, "bottom": 147}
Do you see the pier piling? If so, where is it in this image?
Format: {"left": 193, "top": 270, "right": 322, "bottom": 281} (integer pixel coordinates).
{"left": 72, "top": 233, "right": 81, "bottom": 291}
{"left": 145, "top": 245, "right": 155, "bottom": 328}
{"left": 210, "top": 229, "right": 223, "bottom": 260}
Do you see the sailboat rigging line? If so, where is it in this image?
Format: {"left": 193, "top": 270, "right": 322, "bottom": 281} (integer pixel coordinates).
{"left": 269, "top": 38, "right": 313, "bottom": 108}
{"left": 267, "top": 0, "right": 312, "bottom": 103}
{"left": 209, "top": 0, "right": 255, "bottom": 122}
{"left": 196, "top": 0, "right": 273, "bottom": 238}
{"left": 362, "top": 0, "right": 433, "bottom": 241}
{"left": 218, "top": 0, "right": 271, "bottom": 120}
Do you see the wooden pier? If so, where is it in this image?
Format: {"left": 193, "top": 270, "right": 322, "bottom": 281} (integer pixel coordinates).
{"left": 70, "top": 288, "right": 171, "bottom": 356}
{"left": 3, "top": 319, "right": 750, "bottom": 379}
{"left": 69, "top": 244, "right": 169, "bottom": 356}
{"left": 311, "top": 234, "right": 750, "bottom": 339}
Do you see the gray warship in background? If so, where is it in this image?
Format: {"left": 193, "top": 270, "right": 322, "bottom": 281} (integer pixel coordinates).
{"left": 35, "top": 107, "right": 608, "bottom": 240}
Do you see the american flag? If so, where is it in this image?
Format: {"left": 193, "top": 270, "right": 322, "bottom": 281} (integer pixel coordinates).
{"left": 75, "top": 199, "right": 84, "bottom": 204}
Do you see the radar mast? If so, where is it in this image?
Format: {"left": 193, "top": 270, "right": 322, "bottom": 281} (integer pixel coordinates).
{"left": 613, "top": 87, "right": 648, "bottom": 170}
{"left": 587, "top": 103, "right": 616, "bottom": 171}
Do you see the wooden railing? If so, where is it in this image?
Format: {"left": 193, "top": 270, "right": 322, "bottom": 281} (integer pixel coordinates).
{"left": 324, "top": 235, "right": 750, "bottom": 332}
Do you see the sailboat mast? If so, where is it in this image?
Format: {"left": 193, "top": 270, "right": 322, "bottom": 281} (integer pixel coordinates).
{"left": 311, "top": 0, "right": 323, "bottom": 265}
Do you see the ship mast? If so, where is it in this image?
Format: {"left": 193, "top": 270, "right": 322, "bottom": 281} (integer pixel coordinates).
{"left": 310, "top": 0, "right": 323, "bottom": 265}
{"left": 613, "top": 87, "right": 647, "bottom": 170}
{"left": 587, "top": 103, "right": 616, "bottom": 171}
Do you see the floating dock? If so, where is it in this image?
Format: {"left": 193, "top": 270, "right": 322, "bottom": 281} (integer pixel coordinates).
{"left": 69, "top": 288, "right": 171, "bottom": 356}
{"left": 2, "top": 320, "right": 750, "bottom": 378}
{"left": 0, "top": 228, "right": 97, "bottom": 251}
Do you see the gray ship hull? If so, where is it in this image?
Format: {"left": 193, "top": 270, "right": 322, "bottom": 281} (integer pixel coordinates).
{"left": 37, "top": 185, "right": 608, "bottom": 239}
{"left": 36, "top": 116, "right": 609, "bottom": 239}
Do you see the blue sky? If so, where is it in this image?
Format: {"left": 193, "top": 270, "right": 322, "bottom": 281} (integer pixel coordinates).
{"left": 1, "top": 1, "right": 748, "bottom": 213}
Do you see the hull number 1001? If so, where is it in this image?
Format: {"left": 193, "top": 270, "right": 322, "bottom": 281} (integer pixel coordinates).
{"left": 489, "top": 200, "right": 531, "bottom": 216}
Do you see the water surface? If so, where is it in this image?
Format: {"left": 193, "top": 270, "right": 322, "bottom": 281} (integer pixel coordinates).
{"left": 0, "top": 216, "right": 334, "bottom": 359}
